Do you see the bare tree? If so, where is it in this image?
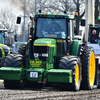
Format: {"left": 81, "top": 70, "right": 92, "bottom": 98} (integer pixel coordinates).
{"left": 25, "top": 0, "right": 76, "bottom": 16}
{"left": 0, "top": 7, "right": 17, "bottom": 44}
{"left": 95, "top": 0, "right": 99, "bottom": 24}
{"left": 73, "top": 0, "right": 85, "bottom": 35}
{"left": 45, "top": 0, "right": 75, "bottom": 14}
{"left": 0, "top": 8, "right": 16, "bottom": 32}
{"left": 26, "top": 0, "right": 47, "bottom": 16}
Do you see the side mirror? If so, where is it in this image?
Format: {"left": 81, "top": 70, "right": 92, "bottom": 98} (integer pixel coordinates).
{"left": 81, "top": 19, "right": 85, "bottom": 26}
{"left": 16, "top": 17, "right": 21, "bottom": 24}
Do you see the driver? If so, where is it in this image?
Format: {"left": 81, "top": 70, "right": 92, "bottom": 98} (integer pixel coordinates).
{"left": 90, "top": 30, "right": 98, "bottom": 43}
{"left": 49, "top": 22, "right": 60, "bottom": 33}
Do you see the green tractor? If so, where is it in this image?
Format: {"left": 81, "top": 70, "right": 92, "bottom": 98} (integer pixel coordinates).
{"left": 0, "top": 11, "right": 97, "bottom": 91}
{"left": 0, "top": 29, "right": 10, "bottom": 67}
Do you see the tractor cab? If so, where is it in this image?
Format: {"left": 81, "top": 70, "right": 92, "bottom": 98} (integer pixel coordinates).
{"left": 36, "top": 18, "right": 67, "bottom": 39}
{"left": 0, "top": 29, "right": 7, "bottom": 44}
{"left": 87, "top": 24, "right": 100, "bottom": 55}
{"left": 34, "top": 13, "right": 75, "bottom": 55}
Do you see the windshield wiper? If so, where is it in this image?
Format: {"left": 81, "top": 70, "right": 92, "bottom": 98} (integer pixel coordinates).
{"left": 52, "top": 19, "right": 64, "bottom": 31}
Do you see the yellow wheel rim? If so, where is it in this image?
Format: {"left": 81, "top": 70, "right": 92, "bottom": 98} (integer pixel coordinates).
{"left": 89, "top": 52, "right": 95, "bottom": 87}
{"left": 21, "top": 62, "right": 24, "bottom": 68}
{"left": 75, "top": 64, "right": 79, "bottom": 85}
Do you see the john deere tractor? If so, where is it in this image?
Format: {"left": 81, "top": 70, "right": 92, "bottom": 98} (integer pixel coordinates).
{"left": 0, "top": 11, "right": 97, "bottom": 91}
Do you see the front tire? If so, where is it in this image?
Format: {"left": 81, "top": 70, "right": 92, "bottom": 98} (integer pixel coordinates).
{"left": 81, "top": 46, "right": 95, "bottom": 90}
{"left": 3, "top": 54, "right": 25, "bottom": 89}
{"left": 59, "top": 56, "right": 81, "bottom": 91}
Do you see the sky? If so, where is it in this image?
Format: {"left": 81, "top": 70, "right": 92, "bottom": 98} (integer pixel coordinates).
{"left": 0, "top": 0, "right": 25, "bottom": 35}
{"left": 0, "top": 0, "right": 23, "bottom": 17}
{"left": 0, "top": 1, "right": 6, "bottom": 8}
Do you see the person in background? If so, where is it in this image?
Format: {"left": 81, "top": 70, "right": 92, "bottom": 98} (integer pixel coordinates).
{"left": 90, "top": 30, "right": 98, "bottom": 43}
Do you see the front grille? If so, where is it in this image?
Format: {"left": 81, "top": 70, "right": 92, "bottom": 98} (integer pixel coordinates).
{"left": 34, "top": 46, "right": 49, "bottom": 61}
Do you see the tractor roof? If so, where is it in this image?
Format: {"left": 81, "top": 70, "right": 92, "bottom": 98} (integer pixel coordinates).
{"left": 0, "top": 29, "right": 7, "bottom": 32}
{"left": 89, "top": 24, "right": 100, "bottom": 28}
{"left": 35, "top": 13, "right": 75, "bottom": 20}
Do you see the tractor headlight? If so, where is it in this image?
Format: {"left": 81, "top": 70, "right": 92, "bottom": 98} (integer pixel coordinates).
{"left": 42, "top": 53, "right": 48, "bottom": 57}
{"left": 34, "top": 53, "right": 39, "bottom": 57}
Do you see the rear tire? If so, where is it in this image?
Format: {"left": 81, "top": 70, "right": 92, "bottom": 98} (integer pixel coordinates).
{"left": 3, "top": 54, "right": 25, "bottom": 89}
{"left": 18, "top": 44, "right": 27, "bottom": 56}
{"left": 59, "top": 56, "right": 81, "bottom": 91}
{"left": 81, "top": 46, "right": 95, "bottom": 90}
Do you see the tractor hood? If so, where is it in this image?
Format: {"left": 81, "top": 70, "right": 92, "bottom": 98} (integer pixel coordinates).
{"left": 0, "top": 44, "right": 10, "bottom": 52}
{"left": 0, "top": 44, "right": 10, "bottom": 50}
{"left": 34, "top": 38, "right": 57, "bottom": 61}
{"left": 34, "top": 38, "right": 56, "bottom": 46}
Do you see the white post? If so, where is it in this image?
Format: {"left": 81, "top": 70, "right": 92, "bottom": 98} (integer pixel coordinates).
{"left": 85, "top": 0, "right": 89, "bottom": 42}
{"left": 35, "top": 0, "right": 36, "bottom": 13}
{"left": 23, "top": 0, "right": 26, "bottom": 42}
{"left": 85, "top": 0, "right": 94, "bottom": 42}
{"left": 88, "top": 0, "right": 95, "bottom": 24}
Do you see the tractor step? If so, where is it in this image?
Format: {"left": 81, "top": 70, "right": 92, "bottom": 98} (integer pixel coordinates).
{"left": 0, "top": 67, "right": 23, "bottom": 80}
{"left": 47, "top": 69, "right": 72, "bottom": 83}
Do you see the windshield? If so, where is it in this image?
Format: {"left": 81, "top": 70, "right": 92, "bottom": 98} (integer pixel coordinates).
{"left": 36, "top": 18, "right": 67, "bottom": 39}
{"left": 0, "top": 32, "right": 4, "bottom": 44}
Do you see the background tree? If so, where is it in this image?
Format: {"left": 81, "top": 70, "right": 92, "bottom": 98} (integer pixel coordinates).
{"left": 26, "top": 0, "right": 76, "bottom": 15}
{"left": 0, "top": 7, "right": 17, "bottom": 45}
{"left": 95, "top": 0, "right": 99, "bottom": 24}
{"left": 0, "top": 8, "right": 16, "bottom": 32}
{"left": 37, "top": 0, "right": 76, "bottom": 14}
{"left": 26, "top": 0, "right": 47, "bottom": 16}
{"left": 73, "top": 0, "right": 85, "bottom": 35}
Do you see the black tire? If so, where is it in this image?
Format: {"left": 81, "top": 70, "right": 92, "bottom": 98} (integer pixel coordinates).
{"left": 94, "top": 58, "right": 99, "bottom": 87}
{"left": 0, "top": 57, "right": 6, "bottom": 67}
{"left": 18, "top": 44, "right": 27, "bottom": 56}
{"left": 97, "top": 72, "right": 100, "bottom": 88}
{"left": 96, "top": 70, "right": 99, "bottom": 88}
{"left": 4, "top": 80, "right": 25, "bottom": 89}
{"left": 3, "top": 54, "right": 25, "bottom": 89}
{"left": 59, "top": 56, "right": 81, "bottom": 91}
{"left": 81, "top": 46, "right": 95, "bottom": 90}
